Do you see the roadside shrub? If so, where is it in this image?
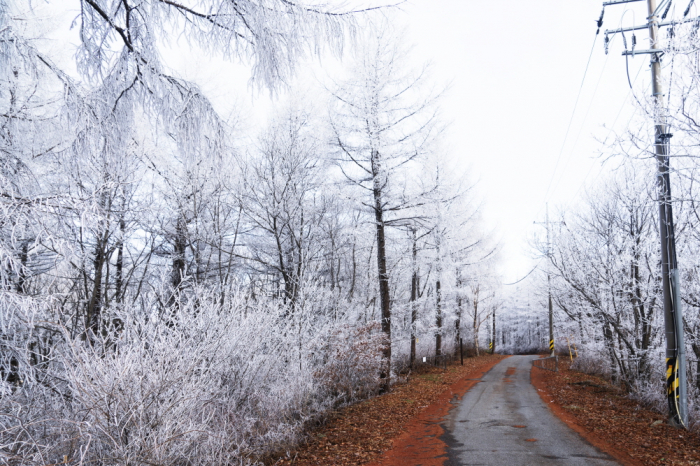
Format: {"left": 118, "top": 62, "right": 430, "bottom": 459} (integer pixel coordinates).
{"left": 0, "top": 287, "right": 387, "bottom": 465}
{"left": 570, "top": 352, "right": 613, "bottom": 380}
{"left": 312, "top": 322, "right": 386, "bottom": 404}
{"left": 570, "top": 349, "right": 700, "bottom": 431}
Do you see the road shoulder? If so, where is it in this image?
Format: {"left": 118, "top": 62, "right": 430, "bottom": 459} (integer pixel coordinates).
{"left": 531, "top": 359, "right": 700, "bottom": 465}
{"left": 365, "top": 354, "right": 506, "bottom": 466}
{"left": 266, "top": 354, "right": 505, "bottom": 466}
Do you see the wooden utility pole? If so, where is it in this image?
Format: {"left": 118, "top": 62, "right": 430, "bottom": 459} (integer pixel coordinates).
{"left": 492, "top": 305, "right": 496, "bottom": 354}
{"left": 603, "top": 0, "right": 688, "bottom": 427}
{"left": 546, "top": 205, "right": 554, "bottom": 357}
{"left": 535, "top": 204, "right": 556, "bottom": 357}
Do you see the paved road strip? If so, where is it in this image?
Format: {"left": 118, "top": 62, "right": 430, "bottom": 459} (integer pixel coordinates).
{"left": 442, "top": 355, "right": 618, "bottom": 465}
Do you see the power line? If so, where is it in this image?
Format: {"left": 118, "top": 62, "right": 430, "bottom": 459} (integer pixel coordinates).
{"left": 547, "top": 43, "right": 612, "bottom": 200}
{"left": 541, "top": 32, "right": 601, "bottom": 207}
{"left": 503, "top": 264, "right": 540, "bottom": 286}
{"left": 567, "top": 58, "right": 647, "bottom": 204}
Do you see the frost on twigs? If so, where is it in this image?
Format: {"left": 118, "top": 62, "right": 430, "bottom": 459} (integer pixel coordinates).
{"left": 75, "top": 0, "right": 369, "bottom": 92}
{"left": 312, "top": 321, "right": 387, "bottom": 404}
{"left": 0, "top": 2, "right": 474, "bottom": 464}
{"left": 0, "top": 286, "right": 391, "bottom": 464}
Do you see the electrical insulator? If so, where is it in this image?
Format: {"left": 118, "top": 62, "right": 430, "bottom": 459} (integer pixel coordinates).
{"left": 604, "top": 33, "right": 609, "bottom": 55}
{"left": 685, "top": 0, "right": 695, "bottom": 17}
{"left": 662, "top": 0, "right": 673, "bottom": 20}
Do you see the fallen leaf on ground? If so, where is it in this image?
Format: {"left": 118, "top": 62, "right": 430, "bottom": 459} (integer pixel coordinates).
{"left": 264, "top": 354, "right": 504, "bottom": 466}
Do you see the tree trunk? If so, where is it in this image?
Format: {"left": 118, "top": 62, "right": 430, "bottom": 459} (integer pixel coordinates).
{"left": 168, "top": 215, "right": 187, "bottom": 316}
{"left": 472, "top": 285, "right": 480, "bottom": 356}
{"left": 86, "top": 231, "right": 107, "bottom": 342}
{"left": 492, "top": 306, "right": 496, "bottom": 353}
{"left": 436, "top": 278, "right": 442, "bottom": 357}
{"left": 371, "top": 149, "right": 391, "bottom": 391}
{"left": 16, "top": 241, "right": 28, "bottom": 294}
{"left": 602, "top": 320, "right": 619, "bottom": 384}
{"left": 111, "top": 216, "right": 125, "bottom": 339}
{"left": 455, "top": 268, "right": 462, "bottom": 358}
{"left": 410, "top": 229, "right": 418, "bottom": 368}
{"left": 348, "top": 240, "right": 357, "bottom": 301}
{"left": 115, "top": 217, "right": 125, "bottom": 305}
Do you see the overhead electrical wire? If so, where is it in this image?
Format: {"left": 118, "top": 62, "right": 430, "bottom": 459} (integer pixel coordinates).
{"left": 539, "top": 5, "right": 658, "bottom": 223}
{"left": 541, "top": 31, "right": 600, "bottom": 208}
{"left": 503, "top": 264, "right": 540, "bottom": 286}
{"left": 536, "top": 8, "right": 653, "bottom": 236}
{"left": 547, "top": 42, "right": 612, "bottom": 201}
{"left": 568, "top": 60, "right": 647, "bottom": 204}
{"left": 536, "top": 10, "right": 612, "bottom": 222}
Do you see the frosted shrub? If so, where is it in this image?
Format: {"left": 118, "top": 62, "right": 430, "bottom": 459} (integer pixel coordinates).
{"left": 627, "top": 349, "right": 700, "bottom": 431}
{"left": 312, "top": 322, "right": 386, "bottom": 404}
{"left": 570, "top": 351, "right": 613, "bottom": 380}
{"left": 0, "top": 287, "right": 389, "bottom": 465}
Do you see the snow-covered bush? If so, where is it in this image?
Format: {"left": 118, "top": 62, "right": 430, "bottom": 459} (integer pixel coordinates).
{"left": 570, "top": 350, "right": 614, "bottom": 380}
{"left": 0, "top": 286, "right": 389, "bottom": 465}
{"left": 312, "top": 322, "right": 386, "bottom": 403}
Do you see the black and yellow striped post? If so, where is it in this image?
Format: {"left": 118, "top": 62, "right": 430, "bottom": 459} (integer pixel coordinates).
{"left": 489, "top": 341, "right": 493, "bottom": 354}
{"left": 549, "top": 339, "right": 555, "bottom": 353}
{"left": 663, "top": 265, "right": 687, "bottom": 427}
{"left": 667, "top": 357, "right": 679, "bottom": 406}
{"left": 666, "top": 353, "right": 686, "bottom": 427}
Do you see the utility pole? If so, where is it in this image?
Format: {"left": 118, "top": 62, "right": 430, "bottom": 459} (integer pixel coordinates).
{"left": 491, "top": 305, "right": 496, "bottom": 354}
{"left": 547, "top": 204, "right": 554, "bottom": 357}
{"left": 535, "top": 204, "right": 557, "bottom": 357}
{"left": 603, "top": 0, "right": 688, "bottom": 428}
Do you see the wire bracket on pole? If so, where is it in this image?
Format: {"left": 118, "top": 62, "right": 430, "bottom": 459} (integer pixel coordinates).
{"left": 606, "top": 16, "right": 700, "bottom": 36}
{"left": 622, "top": 49, "right": 665, "bottom": 55}
{"left": 603, "top": 0, "right": 644, "bottom": 5}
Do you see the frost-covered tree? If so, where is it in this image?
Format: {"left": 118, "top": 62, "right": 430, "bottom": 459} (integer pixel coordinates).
{"left": 328, "top": 26, "right": 440, "bottom": 386}
{"left": 74, "top": 0, "right": 382, "bottom": 90}
{"left": 1, "top": 1, "right": 507, "bottom": 462}
{"left": 238, "top": 104, "right": 329, "bottom": 308}
{"left": 546, "top": 165, "right": 661, "bottom": 385}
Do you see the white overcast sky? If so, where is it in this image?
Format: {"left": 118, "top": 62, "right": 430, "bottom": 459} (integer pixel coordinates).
{"left": 405, "top": 0, "right": 659, "bottom": 282}
{"left": 405, "top": 0, "right": 668, "bottom": 283}
{"left": 27, "top": 0, "right": 674, "bottom": 283}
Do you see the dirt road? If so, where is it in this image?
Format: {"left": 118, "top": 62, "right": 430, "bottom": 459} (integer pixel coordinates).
{"left": 441, "top": 355, "right": 618, "bottom": 465}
